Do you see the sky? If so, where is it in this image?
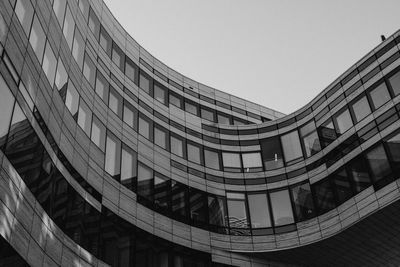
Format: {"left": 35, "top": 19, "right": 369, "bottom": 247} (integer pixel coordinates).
{"left": 103, "top": 0, "right": 400, "bottom": 115}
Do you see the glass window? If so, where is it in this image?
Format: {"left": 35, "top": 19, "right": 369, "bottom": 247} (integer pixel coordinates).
{"left": 171, "top": 135, "right": 184, "bottom": 157}
{"left": 270, "top": 189, "right": 294, "bottom": 226}
{"left": 260, "top": 136, "right": 284, "bottom": 170}
{"left": 125, "top": 57, "right": 138, "bottom": 85}
{"left": 91, "top": 115, "right": 106, "bottom": 151}
{"left": 334, "top": 108, "right": 353, "bottom": 135}
{"left": 222, "top": 152, "right": 241, "bottom": 172}
{"left": 55, "top": 59, "right": 68, "bottom": 90}
{"left": 99, "top": 26, "right": 112, "bottom": 56}
{"left": 138, "top": 114, "right": 151, "bottom": 140}
{"left": 83, "top": 53, "right": 96, "bottom": 88}
{"left": 242, "top": 152, "right": 263, "bottom": 172}
{"left": 281, "top": 130, "right": 303, "bottom": 164}
{"left": 121, "top": 144, "right": 137, "bottom": 190}
{"left": 217, "top": 113, "right": 231, "bottom": 125}
{"left": 95, "top": 70, "right": 109, "bottom": 103}
{"left": 369, "top": 82, "right": 391, "bottom": 110}
{"left": 385, "top": 131, "right": 400, "bottom": 177}
{"left": 112, "top": 42, "right": 124, "bottom": 71}
{"left": 233, "top": 118, "right": 246, "bottom": 126}
{"left": 348, "top": 156, "right": 371, "bottom": 193}
{"left": 62, "top": 6, "right": 75, "bottom": 49}
{"left": 53, "top": 0, "right": 67, "bottom": 26}
{"left": 139, "top": 72, "right": 151, "bottom": 95}
{"left": 105, "top": 132, "right": 121, "bottom": 179}
{"left": 154, "top": 173, "right": 170, "bottom": 213}
{"left": 291, "top": 182, "right": 315, "bottom": 221}
{"left": 15, "top": 0, "right": 34, "bottom": 36}
{"left": 88, "top": 7, "right": 100, "bottom": 39}
{"left": 204, "top": 149, "right": 220, "bottom": 170}
{"left": 300, "top": 120, "right": 321, "bottom": 158}
{"left": 65, "top": 81, "right": 79, "bottom": 118}
{"left": 318, "top": 119, "right": 337, "bottom": 148}
{"left": 201, "top": 107, "right": 215, "bottom": 122}
{"left": 350, "top": 95, "right": 371, "bottom": 123}
{"left": 137, "top": 163, "right": 153, "bottom": 203}
{"left": 154, "top": 83, "right": 167, "bottom": 105}
{"left": 388, "top": 71, "right": 400, "bottom": 96}
{"left": 190, "top": 188, "right": 207, "bottom": 226}
{"left": 78, "top": 0, "right": 89, "bottom": 19}
{"left": 227, "top": 193, "right": 249, "bottom": 230}
{"left": 153, "top": 125, "right": 167, "bottom": 149}
{"left": 187, "top": 142, "right": 202, "bottom": 164}
{"left": 72, "top": 28, "right": 85, "bottom": 69}
{"left": 365, "top": 144, "right": 392, "bottom": 183}
{"left": 171, "top": 181, "right": 188, "bottom": 222}
{"left": 312, "top": 179, "right": 336, "bottom": 215}
{"left": 185, "top": 100, "right": 198, "bottom": 115}
{"left": 248, "top": 193, "right": 271, "bottom": 228}
{"left": 108, "top": 87, "right": 122, "bottom": 117}
{"left": 42, "top": 42, "right": 57, "bottom": 86}
{"left": 169, "top": 92, "right": 182, "bottom": 108}
{"left": 29, "top": 16, "right": 46, "bottom": 61}
{"left": 331, "top": 169, "right": 353, "bottom": 204}
{"left": 123, "top": 101, "right": 137, "bottom": 130}
{"left": 0, "top": 76, "right": 15, "bottom": 141}
{"left": 77, "top": 99, "right": 92, "bottom": 135}
{"left": 208, "top": 196, "right": 228, "bottom": 229}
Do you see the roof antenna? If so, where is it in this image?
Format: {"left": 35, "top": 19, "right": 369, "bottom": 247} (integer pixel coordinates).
{"left": 381, "top": 35, "right": 386, "bottom": 42}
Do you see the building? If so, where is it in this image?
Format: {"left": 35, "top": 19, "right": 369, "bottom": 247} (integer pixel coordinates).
{"left": 0, "top": 0, "right": 400, "bottom": 266}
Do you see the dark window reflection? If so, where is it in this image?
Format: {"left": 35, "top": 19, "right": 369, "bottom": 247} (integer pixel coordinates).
{"left": 348, "top": 156, "right": 371, "bottom": 193}
{"left": 208, "top": 195, "right": 228, "bottom": 233}
{"left": 312, "top": 179, "right": 336, "bottom": 215}
{"left": 318, "top": 119, "right": 337, "bottom": 148}
{"left": 366, "top": 144, "right": 393, "bottom": 189}
{"left": 385, "top": 131, "right": 400, "bottom": 178}
{"left": 154, "top": 173, "right": 170, "bottom": 215}
{"left": 171, "top": 181, "right": 188, "bottom": 223}
{"left": 260, "top": 136, "right": 284, "bottom": 170}
{"left": 291, "top": 182, "right": 315, "bottom": 221}
{"left": 190, "top": 188, "right": 208, "bottom": 228}
{"left": 331, "top": 169, "right": 353, "bottom": 204}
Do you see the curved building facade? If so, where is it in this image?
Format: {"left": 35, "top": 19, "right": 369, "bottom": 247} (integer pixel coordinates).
{"left": 1, "top": 0, "right": 400, "bottom": 266}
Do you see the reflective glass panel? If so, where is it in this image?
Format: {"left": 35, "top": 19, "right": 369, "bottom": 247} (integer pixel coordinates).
{"left": 83, "top": 53, "right": 96, "bottom": 87}
{"left": 187, "top": 143, "right": 201, "bottom": 164}
{"left": 334, "top": 108, "right": 353, "bottom": 135}
{"left": 222, "top": 152, "right": 241, "bottom": 172}
{"left": 226, "top": 193, "right": 249, "bottom": 229}
{"left": 300, "top": 121, "right": 321, "bottom": 157}
{"left": 201, "top": 108, "right": 214, "bottom": 122}
{"left": 154, "top": 125, "right": 167, "bottom": 149}
{"left": 190, "top": 188, "right": 207, "bottom": 226}
{"left": 29, "top": 16, "right": 46, "bottom": 61}
{"left": 169, "top": 93, "right": 182, "bottom": 108}
{"left": 137, "top": 163, "right": 153, "bottom": 202}
{"left": 55, "top": 59, "right": 68, "bottom": 90}
{"left": 77, "top": 99, "right": 92, "bottom": 135}
{"left": 281, "top": 130, "right": 303, "bottom": 164}
{"left": 318, "top": 119, "right": 337, "bottom": 148}
{"left": 99, "top": 26, "right": 112, "bottom": 56}
{"left": 312, "top": 179, "right": 336, "bottom": 215}
{"left": 15, "top": 0, "right": 34, "bottom": 36}
{"left": 0, "top": 76, "right": 15, "bottom": 142}
{"left": 72, "top": 28, "right": 85, "bottom": 69}
{"left": 260, "top": 136, "right": 284, "bottom": 170}
{"left": 105, "top": 132, "right": 121, "bottom": 178}
{"left": 217, "top": 113, "right": 230, "bottom": 125}
{"left": 42, "top": 42, "right": 57, "bottom": 86}
{"left": 208, "top": 196, "right": 228, "bottom": 227}
{"left": 138, "top": 115, "right": 150, "bottom": 139}
{"left": 351, "top": 95, "right": 371, "bottom": 123}
{"left": 123, "top": 102, "right": 137, "bottom": 130}
{"left": 65, "top": 81, "right": 79, "bottom": 118}
{"left": 365, "top": 144, "right": 392, "bottom": 183}
{"left": 171, "top": 135, "right": 184, "bottom": 157}
{"left": 53, "top": 0, "right": 66, "bottom": 26}
{"left": 385, "top": 131, "right": 400, "bottom": 177}
{"left": 125, "top": 58, "right": 138, "bottom": 85}
{"left": 270, "top": 189, "right": 294, "bottom": 226}
{"left": 91, "top": 115, "right": 106, "bottom": 151}
{"left": 139, "top": 73, "right": 150, "bottom": 94}
{"left": 109, "top": 87, "right": 122, "bottom": 117}
{"left": 63, "top": 6, "right": 75, "bottom": 49}
{"left": 248, "top": 194, "right": 271, "bottom": 228}
{"left": 369, "top": 82, "right": 391, "bottom": 110}
{"left": 291, "top": 183, "right": 315, "bottom": 221}
{"left": 171, "top": 181, "right": 188, "bottom": 221}
{"left": 185, "top": 101, "right": 198, "bottom": 115}
{"left": 88, "top": 7, "right": 100, "bottom": 39}
{"left": 112, "top": 43, "right": 124, "bottom": 71}
{"left": 95, "top": 70, "right": 109, "bottom": 103}
{"left": 154, "top": 83, "right": 166, "bottom": 104}
{"left": 331, "top": 169, "right": 353, "bottom": 204}
{"left": 154, "top": 173, "right": 170, "bottom": 212}
{"left": 204, "top": 149, "right": 220, "bottom": 170}
{"left": 121, "top": 145, "right": 137, "bottom": 188}
{"left": 348, "top": 156, "right": 371, "bottom": 193}
{"left": 242, "top": 152, "right": 263, "bottom": 172}
{"left": 389, "top": 71, "right": 400, "bottom": 96}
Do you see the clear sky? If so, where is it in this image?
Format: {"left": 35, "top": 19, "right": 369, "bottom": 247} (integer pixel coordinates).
{"left": 103, "top": 0, "right": 400, "bottom": 115}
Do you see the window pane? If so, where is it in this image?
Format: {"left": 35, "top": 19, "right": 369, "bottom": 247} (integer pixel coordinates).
{"left": 42, "top": 42, "right": 57, "bottom": 86}
{"left": 139, "top": 72, "right": 150, "bottom": 94}
{"left": 248, "top": 194, "right": 271, "bottom": 228}
{"left": 204, "top": 149, "right": 220, "bottom": 170}
{"left": 291, "top": 182, "right": 315, "bottom": 221}
{"left": 187, "top": 143, "right": 201, "bottom": 164}
{"left": 208, "top": 196, "right": 228, "bottom": 228}
{"left": 55, "top": 59, "right": 68, "bottom": 90}
{"left": 365, "top": 145, "right": 392, "bottom": 183}
{"left": 112, "top": 42, "right": 124, "bottom": 70}
{"left": 334, "top": 109, "right": 353, "bottom": 135}
{"left": 389, "top": 71, "right": 400, "bottom": 96}
{"left": 226, "top": 193, "right": 249, "bottom": 229}
{"left": 154, "top": 125, "right": 167, "bottom": 149}
{"left": 63, "top": 6, "right": 75, "bottom": 49}
{"left": 154, "top": 173, "right": 170, "bottom": 213}
{"left": 137, "top": 163, "right": 153, "bottom": 203}
{"left": 72, "top": 28, "right": 85, "bottom": 69}
{"left": 190, "top": 188, "right": 207, "bottom": 226}
{"left": 0, "top": 76, "right": 15, "bottom": 142}
{"left": 125, "top": 57, "right": 138, "bottom": 85}
{"left": 270, "top": 189, "right": 294, "bottom": 226}
{"left": 242, "top": 152, "right": 262, "bottom": 172}
{"left": 217, "top": 113, "right": 230, "bottom": 125}
{"left": 15, "top": 0, "right": 34, "bottom": 36}
{"left": 351, "top": 95, "right": 371, "bottom": 123}
{"left": 369, "top": 82, "right": 391, "bottom": 110}
{"left": 154, "top": 83, "right": 166, "bottom": 104}
{"left": 281, "top": 130, "right": 303, "bottom": 164}
{"left": 201, "top": 107, "right": 214, "bottom": 122}
{"left": 222, "top": 152, "right": 241, "bottom": 172}
{"left": 99, "top": 26, "right": 112, "bottom": 56}
{"left": 260, "top": 136, "right": 284, "bottom": 170}
{"left": 169, "top": 93, "right": 182, "bottom": 108}
{"left": 29, "top": 16, "right": 46, "bottom": 61}
{"left": 318, "top": 119, "right": 337, "bottom": 148}
{"left": 138, "top": 115, "right": 150, "bottom": 139}
{"left": 123, "top": 101, "right": 137, "bottom": 130}
{"left": 185, "top": 101, "right": 198, "bottom": 115}
{"left": 109, "top": 87, "right": 122, "bottom": 117}
{"left": 171, "top": 135, "right": 184, "bottom": 157}
{"left": 77, "top": 99, "right": 92, "bottom": 135}
{"left": 91, "top": 115, "right": 106, "bottom": 151}
{"left": 121, "top": 145, "right": 137, "bottom": 189}
{"left": 385, "top": 131, "right": 400, "bottom": 177}
{"left": 53, "top": 0, "right": 66, "bottom": 26}
{"left": 171, "top": 181, "right": 188, "bottom": 221}
{"left": 88, "top": 7, "right": 100, "bottom": 39}
{"left": 78, "top": 0, "right": 89, "bottom": 20}
{"left": 83, "top": 53, "right": 96, "bottom": 87}
{"left": 300, "top": 121, "right": 321, "bottom": 157}
{"left": 312, "top": 179, "right": 336, "bottom": 215}
{"left": 65, "top": 81, "right": 79, "bottom": 118}
{"left": 348, "top": 157, "right": 371, "bottom": 193}
{"left": 331, "top": 169, "right": 353, "bottom": 204}
{"left": 105, "top": 133, "right": 121, "bottom": 178}
{"left": 95, "top": 70, "right": 109, "bottom": 103}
